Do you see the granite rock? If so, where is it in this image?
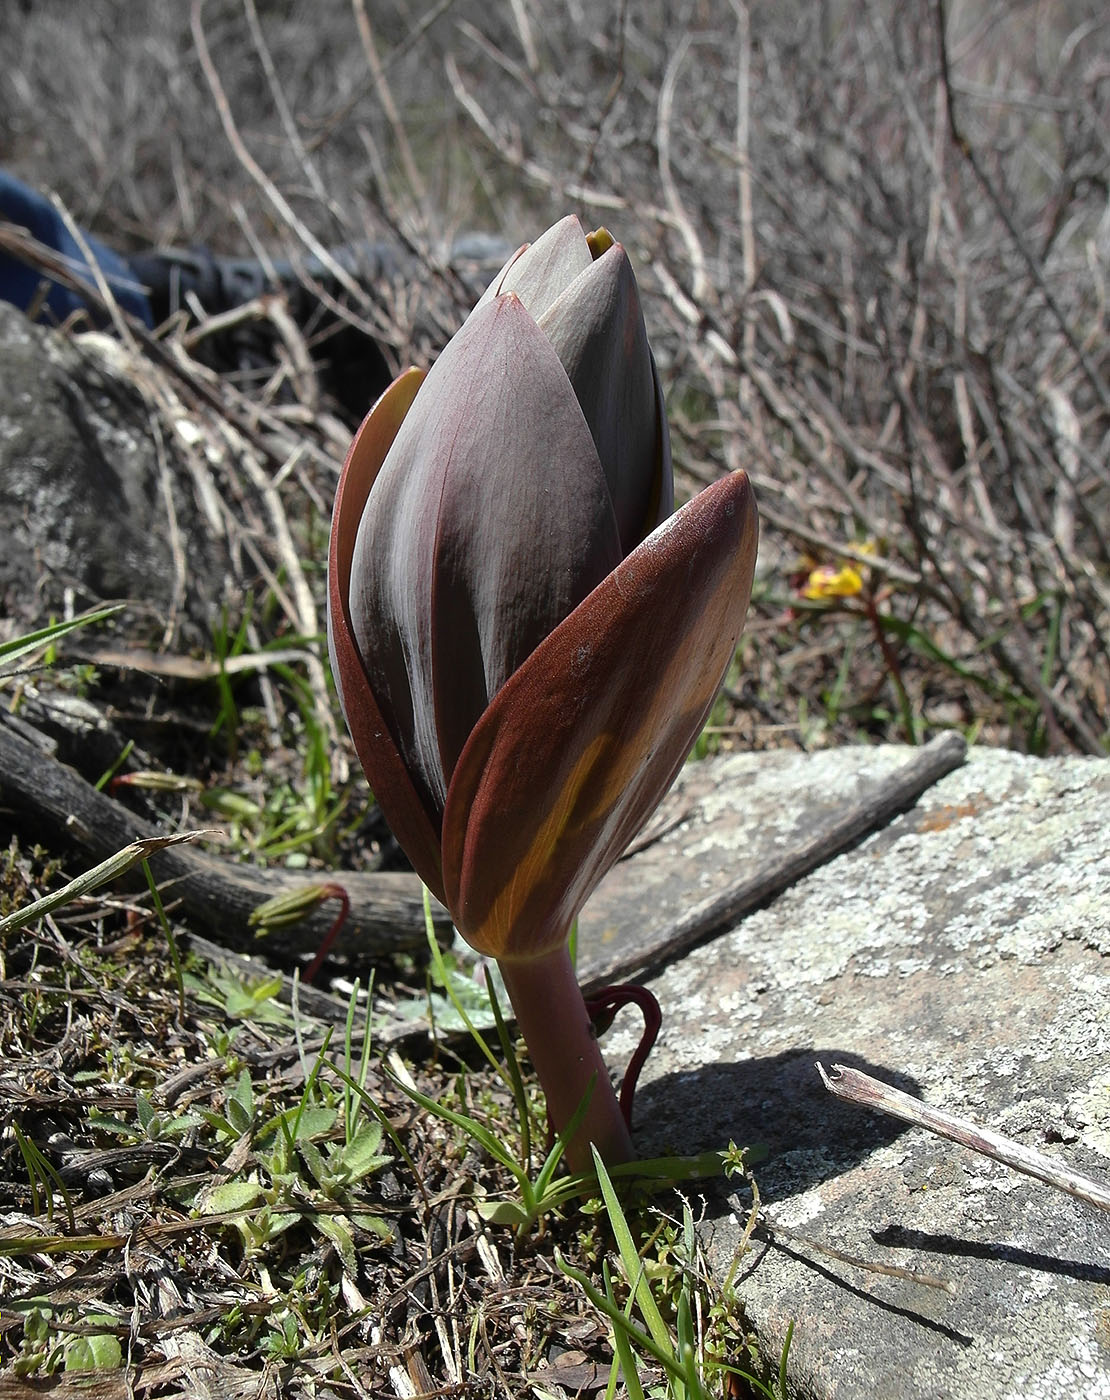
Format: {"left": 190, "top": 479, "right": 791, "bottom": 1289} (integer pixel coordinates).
{"left": 595, "top": 746, "right": 1110, "bottom": 1400}
{"left": 0, "top": 302, "right": 234, "bottom": 644}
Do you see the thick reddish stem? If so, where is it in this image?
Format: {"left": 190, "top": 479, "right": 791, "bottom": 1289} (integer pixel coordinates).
{"left": 498, "top": 944, "right": 634, "bottom": 1173}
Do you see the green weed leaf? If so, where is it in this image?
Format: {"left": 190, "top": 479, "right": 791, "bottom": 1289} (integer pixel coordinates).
{"left": 226, "top": 1068, "right": 255, "bottom": 1134}
{"left": 64, "top": 1332, "right": 122, "bottom": 1372}
{"left": 336, "top": 1122, "right": 390, "bottom": 1183}
{"left": 200, "top": 1180, "right": 264, "bottom": 1214}
{"left": 314, "top": 1214, "right": 356, "bottom": 1273}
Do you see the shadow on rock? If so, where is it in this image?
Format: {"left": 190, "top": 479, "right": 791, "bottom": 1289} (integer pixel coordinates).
{"left": 630, "top": 1047, "right": 922, "bottom": 1199}
{"left": 872, "top": 1224, "right": 1110, "bottom": 1287}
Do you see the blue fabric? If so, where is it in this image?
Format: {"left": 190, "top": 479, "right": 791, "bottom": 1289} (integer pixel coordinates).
{"left": 0, "top": 170, "right": 153, "bottom": 326}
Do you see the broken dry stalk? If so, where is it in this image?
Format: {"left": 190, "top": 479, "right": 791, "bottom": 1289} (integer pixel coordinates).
{"left": 818, "top": 1062, "right": 1110, "bottom": 1216}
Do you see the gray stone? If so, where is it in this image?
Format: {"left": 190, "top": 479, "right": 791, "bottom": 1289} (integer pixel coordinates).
{"left": 0, "top": 302, "right": 234, "bottom": 644}
{"left": 576, "top": 739, "right": 967, "bottom": 989}
{"left": 593, "top": 746, "right": 1110, "bottom": 1400}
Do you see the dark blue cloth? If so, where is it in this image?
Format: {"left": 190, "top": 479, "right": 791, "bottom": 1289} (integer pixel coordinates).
{"left": 0, "top": 170, "right": 153, "bottom": 326}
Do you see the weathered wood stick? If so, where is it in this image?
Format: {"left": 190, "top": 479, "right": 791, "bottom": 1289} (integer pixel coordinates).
{"left": 1, "top": 717, "right": 966, "bottom": 977}
{"left": 0, "top": 717, "right": 450, "bottom": 958}
{"left": 818, "top": 1062, "right": 1110, "bottom": 1216}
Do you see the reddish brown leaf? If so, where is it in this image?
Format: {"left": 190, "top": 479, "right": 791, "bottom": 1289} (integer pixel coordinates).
{"left": 442, "top": 471, "right": 758, "bottom": 958}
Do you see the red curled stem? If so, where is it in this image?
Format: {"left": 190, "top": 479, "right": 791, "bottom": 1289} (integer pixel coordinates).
{"left": 302, "top": 884, "right": 351, "bottom": 983}
{"left": 584, "top": 983, "right": 662, "bottom": 1127}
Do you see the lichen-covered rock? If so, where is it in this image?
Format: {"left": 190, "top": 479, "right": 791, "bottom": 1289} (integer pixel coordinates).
{"left": 591, "top": 745, "right": 1110, "bottom": 1400}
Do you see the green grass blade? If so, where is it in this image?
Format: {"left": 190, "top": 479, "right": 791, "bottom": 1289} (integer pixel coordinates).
{"left": 341, "top": 974, "right": 375, "bottom": 1142}
{"left": 343, "top": 977, "right": 362, "bottom": 1142}
{"left": 326, "top": 1061, "right": 430, "bottom": 1212}
{"left": 94, "top": 738, "right": 135, "bottom": 791}
{"left": 422, "top": 887, "right": 508, "bottom": 1086}
{"left": 286, "top": 1026, "right": 333, "bottom": 1146}
{"left": 877, "top": 612, "right": 1033, "bottom": 711}
{"left": 0, "top": 606, "right": 123, "bottom": 671}
{"left": 142, "top": 859, "right": 184, "bottom": 1023}
{"left": 485, "top": 973, "right": 532, "bottom": 1165}
{"left": 12, "top": 1125, "right": 75, "bottom": 1231}
{"left": 674, "top": 1288, "right": 699, "bottom": 1399}
{"left": 778, "top": 1319, "right": 795, "bottom": 1399}
{"left": 532, "top": 1079, "right": 595, "bottom": 1202}
{"left": 556, "top": 1249, "right": 687, "bottom": 1384}
{"left": 591, "top": 1147, "right": 671, "bottom": 1355}
{"left": 0, "top": 831, "right": 212, "bottom": 936}
{"left": 603, "top": 1258, "right": 648, "bottom": 1400}
{"left": 379, "top": 1060, "right": 526, "bottom": 1185}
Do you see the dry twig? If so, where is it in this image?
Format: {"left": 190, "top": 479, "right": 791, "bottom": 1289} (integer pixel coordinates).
{"left": 818, "top": 1062, "right": 1110, "bottom": 1216}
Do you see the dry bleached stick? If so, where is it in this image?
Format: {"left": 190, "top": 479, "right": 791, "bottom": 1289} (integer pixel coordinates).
{"left": 818, "top": 1062, "right": 1110, "bottom": 1216}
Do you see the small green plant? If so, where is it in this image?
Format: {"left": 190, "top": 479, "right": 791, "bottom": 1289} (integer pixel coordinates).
{"left": 185, "top": 961, "right": 290, "bottom": 1026}
{"left": 11, "top": 1125, "right": 74, "bottom": 1229}
{"left": 259, "top": 1310, "right": 303, "bottom": 1362}
{"left": 6, "top": 1300, "right": 125, "bottom": 1379}
{"left": 63, "top": 1318, "right": 123, "bottom": 1374}
{"left": 89, "top": 1091, "right": 203, "bottom": 1145}
{"left": 189, "top": 994, "right": 394, "bottom": 1270}
{"left": 12, "top": 1304, "right": 63, "bottom": 1378}
{"left": 558, "top": 1149, "right": 793, "bottom": 1400}
{"left": 209, "top": 605, "right": 254, "bottom": 759}
{"left": 331, "top": 897, "right": 746, "bottom": 1236}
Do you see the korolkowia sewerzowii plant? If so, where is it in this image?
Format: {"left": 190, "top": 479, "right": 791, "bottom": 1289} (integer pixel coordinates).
{"left": 328, "top": 215, "right": 758, "bottom": 1171}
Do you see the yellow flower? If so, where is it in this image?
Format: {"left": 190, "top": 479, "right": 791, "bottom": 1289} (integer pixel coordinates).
{"left": 803, "top": 563, "right": 864, "bottom": 600}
